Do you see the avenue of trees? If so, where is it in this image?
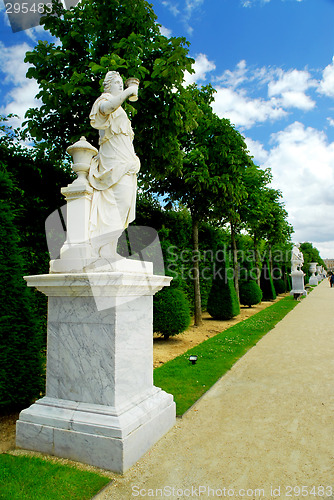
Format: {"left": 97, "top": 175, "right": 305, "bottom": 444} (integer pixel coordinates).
{"left": 20, "top": 0, "right": 294, "bottom": 326}
{"left": 0, "top": 0, "right": 326, "bottom": 408}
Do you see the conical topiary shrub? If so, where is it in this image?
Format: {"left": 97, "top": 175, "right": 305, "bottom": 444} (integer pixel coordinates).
{"left": 207, "top": 255, "right": 240, "bottom": 320}
{"left": 0, "top": 170, "right": 43, "bottom": 409}
{"left": 273, "top": 278, "right": 286, "bottom": 294}
{"left": 153, "top": 286, "right": 191, "bottom": 340}
{"left": 272, "top": 266, "right": 286, "bottom": 295}
{"left": 239, "top": 280, "right": 262, "bottom": 307}
{"left": 260, "top": 257, "right": 277, "bottom": 301}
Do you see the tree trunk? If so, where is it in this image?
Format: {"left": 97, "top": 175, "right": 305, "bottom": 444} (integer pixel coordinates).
{"left": 192, "top": 218, "right": 202, "bottom": 326}
{"left": 268, "top": 244, "right": 273, "bottom": 277}
{"left": 230, "top": 221, "right": 239, "bottom": 300}
{"left": 254, "top": 235, "right": 261, "bottom": 286}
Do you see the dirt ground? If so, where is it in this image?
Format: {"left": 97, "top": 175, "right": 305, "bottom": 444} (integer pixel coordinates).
{"left": 1, "top": 296, "right": 285, "bottom": 455}
{"left": 0, "top": 411, "right": 19, "bottom": 454}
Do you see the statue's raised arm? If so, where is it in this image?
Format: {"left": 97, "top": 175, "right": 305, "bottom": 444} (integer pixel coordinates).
{"left": 88, "top": 71, "right": 140, "bottom": 259}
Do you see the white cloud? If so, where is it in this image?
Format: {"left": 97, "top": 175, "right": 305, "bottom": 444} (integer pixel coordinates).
{"left": 242, "top": 0, "right": 302, "bottom": 5}
{"left": 216, "top": 60, "right": 248, "bottom": 88}
{"left": 210, "top": 61, "right": 317, "bottom": 127}
{"left": 183, "top": 0, "right": 204, "bottom": 34}
{"left": 212, "top": 86, "right": 287, "bottom": 128}
{"left": 3, "top": 80, "right": 40, "bottom": 124}
{"left": 0, "top": 42, "right": 32, "bottom": 85}
{"left": 24, "top": 24, "right": 48, "bottom": 42}
{"left": 161, "top": 0, "right": 203, "bottom": 35}
{"left": 327, "top": 117, "right": 334, "bottom": 127}
{"left": 261, "top": 122, "right": 334, "bottom": 252}
{"left": 159, "top": 24, "right": 172, "bottom": 37}
{"left": 312, "top": 241, "right": 334, "bottom": 259}
{"left": 268, "top": 68, "right": 316, "bottom": 110}
{"left": 184, "top": 53, "right": 216, "bottom": 85}
{"left": 161, "top": 0, "right": 180, "bottom": 17}
{"left": 0, "top": 42, "right": 40, "bottom": 126}
{"left": 278, "top": 90, "right": 315, "bottom": 110}
{"left": 185, "top": 0, "right": 204, "bottom": 17}
{"left": 244, "top": 136, "right": 269, "bottom": 164}
{"left": 318, "top": 57, "right": 334, "bottom": 97}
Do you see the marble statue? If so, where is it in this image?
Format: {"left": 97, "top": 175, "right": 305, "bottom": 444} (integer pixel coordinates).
{"left": 290, "top": 242, "right": 307, "bottom": 297}
{"left": 291, "top": 243, "right": 304, "bottom": 272}
{"left": 88, "top": 71, "right": 140, "bottom": 258}
{"left": 16, "top": 71, "right": 176, "bottom": 474}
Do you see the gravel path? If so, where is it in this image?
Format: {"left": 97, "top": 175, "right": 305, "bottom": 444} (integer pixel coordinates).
{"left": 96, "top": 280, "right": 334, "bottom": 499}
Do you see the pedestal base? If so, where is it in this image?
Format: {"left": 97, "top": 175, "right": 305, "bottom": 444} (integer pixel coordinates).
{"left": 16, "top": 268, "right": 174, "bottom": 473}
{"left": 290, "top": 270, "right": 307, "bottom": 296}
{"left": 309, "top": 275, "right": 318, "bottom": 286}
{"left": 17, "top": 389, "right": 175, "bottom": 473}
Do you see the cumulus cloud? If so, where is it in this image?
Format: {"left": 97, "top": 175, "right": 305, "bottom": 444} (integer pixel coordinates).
{"left": 318, "top": 57, "right": 334, "bottom": 97}
{"left": 244, "top": 136, "right": 269, "bottom": 164}
{"left": 185, "top": 0, "right": 204, "bottom": 17}
{"left": 312, "top": 240, "right": 334, "bottom": 259}
{"left": 268, "top": 68, "right": 317, "bottom": 110}
{"left": 162, "top": 0, "right": 204, "bottom": 35}
{"left": 261, "top": 122, "right": 334, "bottom": 252}
{"left": 0, "top": 42, "right": 40, "bottom": 126}
{"left": 161, "top": 0, "right": 180, "bottom": 17}
{"left": 242, "top": 0, "right": 302, "bottom": 5}
{"left": 23, "top": 24, "right": 48, "bottom": 42}
{"left": 216, "top": 60, "right": 248, "bottom": 88}
{"left": 159, "top": 24, "right": 172, "bottom": 37}
{"left": 184, "top": 53, "right": 216, "bottom": 85}
{"left": 212, "top": 86, "right": 286, "bottom": 128}
{"left": 211, "top": 61, "right": 317, "bottom": 127}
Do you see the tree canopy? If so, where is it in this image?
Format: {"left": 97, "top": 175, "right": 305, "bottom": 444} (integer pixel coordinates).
{"left": 23, "top": 0, "right": 196, "bottom": 180}
{"left": 153, "top": 85, "right": 253, "bottom": 324}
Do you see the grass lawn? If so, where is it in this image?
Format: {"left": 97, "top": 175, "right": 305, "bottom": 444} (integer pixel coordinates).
{"left": 154, "top": 295, "right": 299, "bottom": 416}
{"left": 0, "top": 454, "right": 111, "bottom": 500}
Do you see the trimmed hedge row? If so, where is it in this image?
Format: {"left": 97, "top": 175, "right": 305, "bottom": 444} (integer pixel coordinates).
{"left": 0, "top": 171, "right": 43, "bottom": 409}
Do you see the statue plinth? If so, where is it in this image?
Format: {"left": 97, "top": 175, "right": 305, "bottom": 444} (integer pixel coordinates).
{"left": 290, "top": 270, "right": 307, "bottom": 297}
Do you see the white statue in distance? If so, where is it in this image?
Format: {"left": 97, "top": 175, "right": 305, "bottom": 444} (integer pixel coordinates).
{"left": 291, "top": 243, "right": 304, "bottom": 272}
{"left": 88, "top": 71, "right": 140, "bottom": 259}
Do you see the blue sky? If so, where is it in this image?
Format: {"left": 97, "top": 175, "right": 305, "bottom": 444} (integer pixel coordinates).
{"left": 1, "top": 0, "right": 334, "bottom": 258}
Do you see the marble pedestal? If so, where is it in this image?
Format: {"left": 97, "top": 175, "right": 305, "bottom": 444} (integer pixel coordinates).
{"left": 16, "top": 268, "right": 175, "bottom": 473}
{"left": 309, "top": 275, "right": 318, "bottom": 286}
{"left": 290, "top": 270, "right": 307, "bottom": 297}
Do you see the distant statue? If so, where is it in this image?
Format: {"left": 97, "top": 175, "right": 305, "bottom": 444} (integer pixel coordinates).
{"left": 88, "top": 71, "right": 140, "bottom": 258}
{"left": 291, "top": 243, "right": 304, "bottom": 272}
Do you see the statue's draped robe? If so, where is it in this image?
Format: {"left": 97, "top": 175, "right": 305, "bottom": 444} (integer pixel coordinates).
{"left": 88, "top": 93, "right": 140, "bottom": 251}
{"left": 291, "top": 246, "right": 303, "bottom": 271}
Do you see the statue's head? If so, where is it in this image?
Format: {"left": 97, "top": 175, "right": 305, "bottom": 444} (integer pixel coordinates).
{"left": 103, "top": 71, "right": 123, "bottom": 94}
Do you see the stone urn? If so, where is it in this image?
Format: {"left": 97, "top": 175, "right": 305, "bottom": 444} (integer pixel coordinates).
{"left": 309, "top": 262, "right": 317, "bottom": 276}
{"left": 66, "top": 136, "right": 98, "bottom": 185}
{"left": 309, "top": 262, "right": 318, "bottom": 286}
